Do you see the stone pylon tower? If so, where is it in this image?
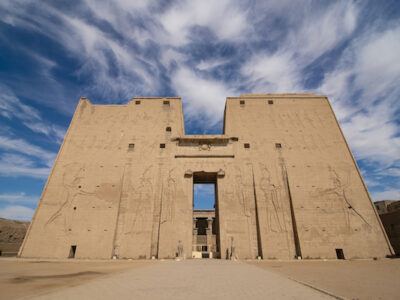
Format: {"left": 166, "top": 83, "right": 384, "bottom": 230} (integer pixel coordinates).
{"left": 19, "top": 94, "right": 393, "bottom": 260}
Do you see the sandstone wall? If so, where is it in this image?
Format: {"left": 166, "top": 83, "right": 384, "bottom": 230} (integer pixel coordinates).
{"left": 19, "top": 94, "right": 393, "bottom": 259}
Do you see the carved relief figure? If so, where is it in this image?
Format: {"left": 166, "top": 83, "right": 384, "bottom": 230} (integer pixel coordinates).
{"left": 46, "top": 163, "right": 94, "bottom": 228}
{"left": 161, "top": 168, "right": 177, "bottom": 223}
{"left": 126, "top": 166, "right": 154, "bottom": 234}
{"left": 259, "top": 163, "right": 284, "bottom": 233}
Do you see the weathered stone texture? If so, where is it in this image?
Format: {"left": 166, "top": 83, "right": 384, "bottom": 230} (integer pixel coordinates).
{"left": 19, "top": 94, "right": 393, "bottom": 259}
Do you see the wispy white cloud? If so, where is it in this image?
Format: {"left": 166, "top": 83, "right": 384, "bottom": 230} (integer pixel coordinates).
{"left": 0, "top": 84, "right": 67, "bottom": 144}
{"left": 0, "top": 84, "right": 41, "bottom": 121}
{"left": 0, "top": 205, "right": 34, "bottom": 221}
{"left": 241, "top": 52, "right": 300, "bottom": 93}
{"left": 286, "top": 1, "right": 358, "bottom": 60}
{"left": 371, "top": 189, "right": 400, "bottom": 201}
{"left": 241, "top": 1, "right": 359, "bottom": 94}
{"left": 0, "top": 153, "right": 51, "bottom": 179}
{"left": 320, "top": 24, "right": 400, "bottom": 168}
{"left": 22, "top": 122, "right": 66, "bottom": 144}
{"left": 0, "top": 137, "right": 56, "bottom": 167}
{"left": 0, "top": 192, "right": 39, "bottom": 204}
{"left": 159, "top": 0, "right": 250, "bottom": 45}
{"left": 171, "top": 67, "right": 236, "bottom": 125}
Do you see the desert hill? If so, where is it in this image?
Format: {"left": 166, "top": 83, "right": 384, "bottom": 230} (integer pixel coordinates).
{"left": 0, "top": 218, "right": 30, "bottom": 256}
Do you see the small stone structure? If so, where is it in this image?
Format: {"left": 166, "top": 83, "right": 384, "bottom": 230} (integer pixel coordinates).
{"left": 374, "top": 200, "right": 398, "bottom": 215}
{"left": 19, "top": 94, "right": 394, "bottom": 260}
{"left": 375, "top": 200, "right": 400, "bottom": 255}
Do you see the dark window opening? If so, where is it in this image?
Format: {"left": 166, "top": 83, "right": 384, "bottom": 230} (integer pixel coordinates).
{"left": 135, "top": 100, "right": 141, "bottom": 105}
{"left": 244, "top": 143, "right": 250, "bottom": 148}
{"left": 128, "top": 143, "right": 135, "bottom": 150}
{"left": 160, "top": 143, "right": 166, "bottom": 148}
{"left": 231, "top": 137, "right": 239, "bottom": 141}
{"left": 268, "top": 100, "right": 274, "bottom": 104}
{"left": 202, "top": 252, "right": 210, "bottom": 258}
{"left": 335, "top": 248, "right": 345, "bottom": 259}
{"left": 73, "top": 207, "right": 76, "bottom": 210}
{"left": 376, "top": 206, "right": 380, "bottom": 210}
{"left": 0, "top": 250, "right": 2, "bottom": 256}
{"left": 163, "top": 100, "right": 170, "bottom": 105}
{"left": 166, "top": 127, "right": 171, "bottom": 132}
{"left": 69, "top": 245, "right": 77, "bottom": 258}
{"left": 240, "top": 100, "right": 245, "bottom": 105}
{"left": 275, "top": 143, "right": 282, "bottom": 148}
{"left": 196, "top": 218, "right": 208, "bottom": 235}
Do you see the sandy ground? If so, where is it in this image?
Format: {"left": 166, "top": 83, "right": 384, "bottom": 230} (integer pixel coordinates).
{"left": 249, "top": 259, "right": 400, "bottom": 300}
{"left": 1, "top": 258, "right": 399, "bottom": 300}
{"left": 30, "top": 259, "right": 332, "bottom": 300}
{"left": 0, "top": 258, "right": 152, "bottom": 300}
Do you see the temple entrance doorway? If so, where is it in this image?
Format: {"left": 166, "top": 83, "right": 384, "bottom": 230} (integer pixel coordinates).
{"left": 192, "top": 172, "right": 220, "bottom": 259}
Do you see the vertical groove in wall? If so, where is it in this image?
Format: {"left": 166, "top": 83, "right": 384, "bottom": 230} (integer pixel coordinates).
{"left": 279, "top": 155, "right": 302, "bottom": 259}
{"left": 112, "top": 164, "right": 129, "bottom": 257}
{"left": 150, "top": 165, "right": 163, "bottom": 258}
{"left": 112, "top": 164, "right": 127, "bottom": 257}
{"left": 286, "top": 174, "right": 302, "bottom": 258}
{"left": 156, "top": 181, "right": 164, "bottom": 258}
{"left": 251, "top": 166, "right": 263, "bottom": 258}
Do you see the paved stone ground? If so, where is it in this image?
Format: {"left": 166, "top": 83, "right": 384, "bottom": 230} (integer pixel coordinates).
{"left": 31, "top": 260, "right": 335, "bottom": 300}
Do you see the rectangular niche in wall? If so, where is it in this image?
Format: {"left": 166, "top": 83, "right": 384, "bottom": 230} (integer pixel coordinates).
{"left": 68, "top": 245, "right": 77, "bottom": 258}
{"left": 335, "top": 248, "right": 345, "bottom": 259}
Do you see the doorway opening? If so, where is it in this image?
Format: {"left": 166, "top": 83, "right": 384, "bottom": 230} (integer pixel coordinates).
{"left": 335, "top": 248, "right": 345, "bottom": 260}
{"left": 192, "top": 172, "right": 220, "bottom": 259}
{"left": 68, "top": 245, "right": 77, "bottom": 258}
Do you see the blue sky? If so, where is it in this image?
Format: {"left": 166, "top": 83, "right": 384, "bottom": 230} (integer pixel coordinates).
{"left": 0, "top": 0, "right": 399, "bottom": 220}
{"left": 194, "top": 184, "right": 215, "bottom": 210}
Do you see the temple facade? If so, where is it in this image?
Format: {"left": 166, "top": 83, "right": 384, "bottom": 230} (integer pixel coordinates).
{"left": 19, "top": 94, "right": 394, "bottom": 260}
